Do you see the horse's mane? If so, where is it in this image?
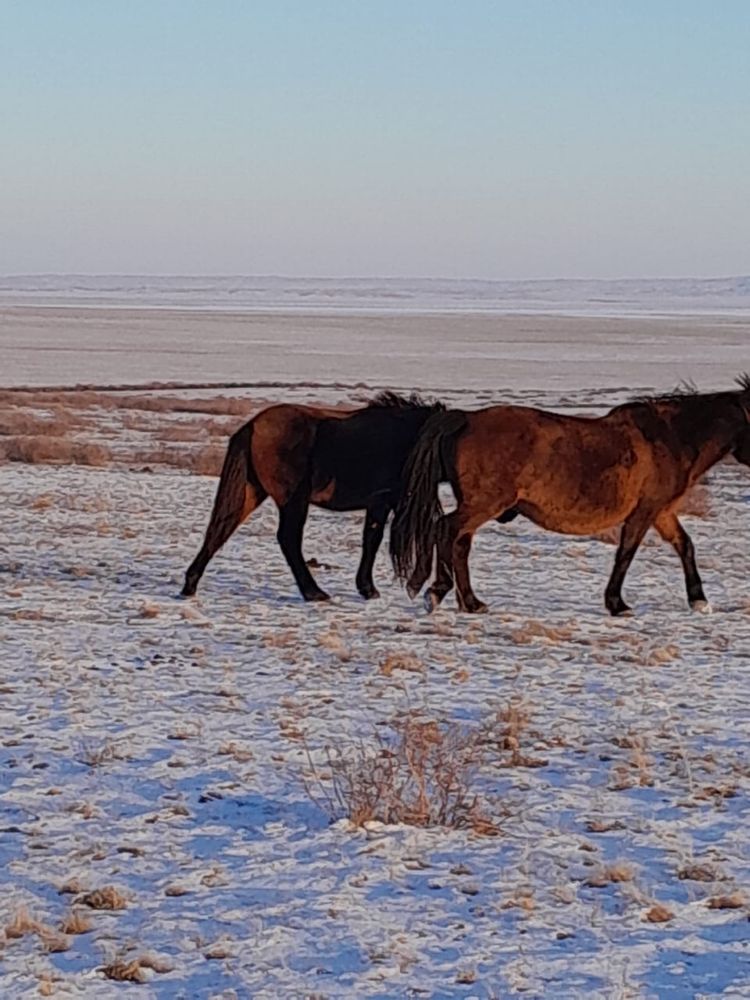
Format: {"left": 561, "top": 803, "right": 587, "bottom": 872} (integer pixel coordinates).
{"left": 365, "top": 390, "right": 445, "bottom": 412}
{"left": 612, "top": 374, "right": 750, "bottom": 416}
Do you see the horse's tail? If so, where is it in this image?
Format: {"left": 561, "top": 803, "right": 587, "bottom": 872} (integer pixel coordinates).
{"left": 390, "top": 410, "right": 468, "bottom": 584}
{"left": 182, "top": 421, "right": 264, "bottom": 595}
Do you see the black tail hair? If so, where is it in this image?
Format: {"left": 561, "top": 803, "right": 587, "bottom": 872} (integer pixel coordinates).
{"left": 390, "top": 410, "right": 468, "bottom": 583}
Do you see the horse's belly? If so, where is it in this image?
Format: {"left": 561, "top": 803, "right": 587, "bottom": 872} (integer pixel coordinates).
{"left": 517, "top": 498, "right": 628, "bottom": 536}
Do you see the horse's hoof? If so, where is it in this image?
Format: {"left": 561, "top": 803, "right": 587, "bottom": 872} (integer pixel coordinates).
{"left": 609, "top": 606, "right": 633, "bottom": 618}
{"left": 359, "top": 587, "right": 380, "bottom": 600}
{"left": 406, "top": 582, "right": 420, "bottom": 600}
{"left": 460, "top": 600, "right": 488, "bottom": 614}
{"left": 691, "top": 599, "right": 713, "bottom": 615}
{"left": 180, "top": 585, "right": 196, "bottom": 598}
{"left": 305, "top": 590, "right": 331, "bottom": 603}
{"left": 423, "top": 591, "right": 441, "bottom": 614}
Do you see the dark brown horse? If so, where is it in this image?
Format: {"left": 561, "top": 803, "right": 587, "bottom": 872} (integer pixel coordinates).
{"left": 391, "top": 378, "right": 750, "bottom": 615}
{"left": 182, "top": 392, "right": 444, "bottom": 601}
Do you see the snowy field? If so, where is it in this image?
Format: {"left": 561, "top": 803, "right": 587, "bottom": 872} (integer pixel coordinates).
{"left": 1, "top": 300, "right": 750, "bottom": 998}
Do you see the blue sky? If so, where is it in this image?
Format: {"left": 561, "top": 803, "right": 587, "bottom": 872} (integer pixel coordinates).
{"left": 1, "top": 1, "right": 748, "bottom": 277}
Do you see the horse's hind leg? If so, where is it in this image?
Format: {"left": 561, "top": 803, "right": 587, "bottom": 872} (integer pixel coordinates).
{"left": 277, "top": 486, "right": 330, "bottom": 602}
{"left": 182, "top": 483, "right": 266, "bottom": 596}
{"left": 451, "top": 514, "right": 490, "bottom": 614}
{"left": 604, "top": 507, "right": 654, "bottom": 616}
{"left": 356, "top": 502, "right": 389, "bottom": 599}
{"left": 423, "top": 512, "right": 458, "bottom": 611}
{"left": 654, "top": 510, "right": 710, "bottom": 612}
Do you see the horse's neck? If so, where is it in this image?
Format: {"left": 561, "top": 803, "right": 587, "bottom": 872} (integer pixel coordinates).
{"left": 668, "top": 403, "right": 739, "bottom": 478}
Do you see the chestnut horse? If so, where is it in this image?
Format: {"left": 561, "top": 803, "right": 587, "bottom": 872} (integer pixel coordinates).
{"left": 182, "top": 392, "right": 444, "bottom": 601}
{"left": 391, "top": 378, "right": 750, "bottom": 615}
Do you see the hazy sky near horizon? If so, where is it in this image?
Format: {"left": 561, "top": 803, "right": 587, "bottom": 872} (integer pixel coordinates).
{"left": 1, "top": 1, "right": 749, "bottom": 279}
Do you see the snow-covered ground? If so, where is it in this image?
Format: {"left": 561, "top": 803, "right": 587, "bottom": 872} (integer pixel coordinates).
{"left": 1, "top": 372, "right": 749, "bottom": 997}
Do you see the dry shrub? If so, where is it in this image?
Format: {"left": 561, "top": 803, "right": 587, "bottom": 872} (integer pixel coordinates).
{"left": 305, "top": 713, "right": 504, "bottom": 834}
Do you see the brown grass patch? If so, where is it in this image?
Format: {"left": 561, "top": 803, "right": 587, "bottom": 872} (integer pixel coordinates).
{"left": 0, "top": 436, "right": 111, "bottom": 466}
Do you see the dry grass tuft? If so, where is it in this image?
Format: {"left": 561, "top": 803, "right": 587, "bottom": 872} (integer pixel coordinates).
{"left": 138, "top": 952, "right": 175, "bottom": 974}
{"left": 101, "top": 960, "right": 145, "bottom": 983}
{"left": 707, "top": 893, "right": 744, "bottom": 910}
{"left": 585, "top": 863, "right": 635, "bottom": 888}
{"left": 76, "top": 738, "right": 124, "bottom": 768}
{"left": 379, "top": 652, "right": 424, "bottom": 676}
{"left": 317, "top": 628, "right": 352, "bottom": 662}
{"left": 644, "top": 903, "right": 674, "bottom": 923}
{"left": 58, "top": 877, "right": 85, "bottom": 895}
{"left": 78, "top": 886, "right": 128, "bottom": 910}
{"left": 4, "top": 905, "right": 42, "bottom": 939}
{"left": 39, "top": 929, "right": 71, "bottom": 953}
{"left": 305, "top": 712, "right": 504, "bottom": 835}
{"left": 678, "top": 862, "right": 719, "bottom": 882}
{"left": 59, "top": 910, "right": 93, "bottom": 935}
{"left": 509, "top": 619, "right": 573, "bottom": 645}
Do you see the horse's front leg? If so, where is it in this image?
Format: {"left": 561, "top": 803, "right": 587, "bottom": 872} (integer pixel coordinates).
{"left": 277, "top": 485, "right": 330, "bottom": 602}
{"left": 355, "top": 502, "right": 390, "bottom": 599}
{"left": 604, "top": 507, "right": 654, "bottom": 616}
{"left": 654, "top": 510, "right": 711, "bottom": 612}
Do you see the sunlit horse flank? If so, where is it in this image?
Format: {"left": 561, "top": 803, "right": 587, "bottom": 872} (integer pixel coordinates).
{"left": 182, "top": 391, "right": 445, "bottom": 601}
{"left": 391, "top": 376, "right": 750, "bottom": 616}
